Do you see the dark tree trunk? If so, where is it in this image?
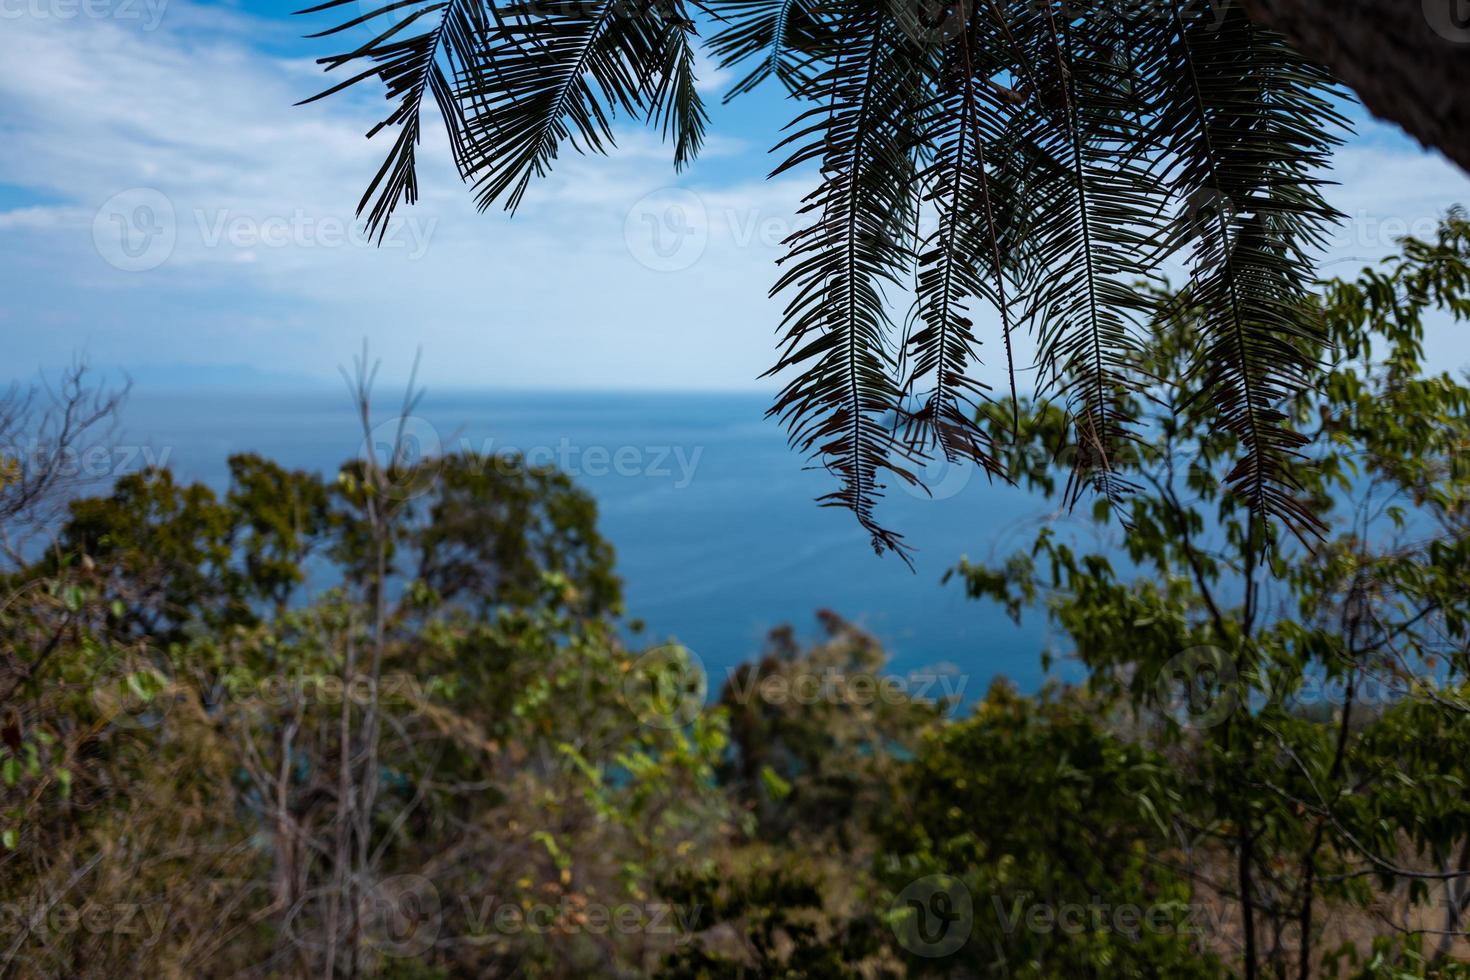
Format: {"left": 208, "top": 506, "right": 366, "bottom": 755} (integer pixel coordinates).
{"left": 1240, "top": 0, "right": 1470, "bottom": 175}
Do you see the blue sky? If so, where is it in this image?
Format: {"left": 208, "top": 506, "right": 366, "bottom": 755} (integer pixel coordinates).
{"left": 3, "top": 0, "right": 1470, "bottom": 391}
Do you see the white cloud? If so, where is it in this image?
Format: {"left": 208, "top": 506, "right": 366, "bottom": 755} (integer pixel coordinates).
{"left": 0, "top": 205, "right": 90, "bottom": 230}
{"left": 0, "top": 1, "right": 795, "bottom": 389}
{"left": 692, "top": 45, "right": 735, "bottom": 95}
{"left": 0, "top": 4, "right": 1467, "bottom": 393}
{"left": 1322, "top": 140, "right": 1470, "bottom": 268}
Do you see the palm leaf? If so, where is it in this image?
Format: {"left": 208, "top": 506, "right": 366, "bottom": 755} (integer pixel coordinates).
{"left": 649, "top": 9, "right": 710, "bottom": 170}
{"left": 1148, "top": 0, "right": 1347, "bottom": 540}
{"left": 299, "top": 0, "right": 1356, "bottom": 557}
{"left": 900, "top": 5, "right": 1019, "bottom": 476}
{"left": 764, "top": 0, "right": 927, "bottom": 560}
{"left": 297, "top": 0, "right": 490, "bottom": 240}
{"left": 298, "top": 0, "right": 706, "bottom": 226}
{"left": 459, "top": 0, "right": 669, "bottom": 210}
{"left": 705, "top": 0, "right": 832, "bottom": 101}
{"left": 1019, "top": 0, "right": 1164, "bottom": 510}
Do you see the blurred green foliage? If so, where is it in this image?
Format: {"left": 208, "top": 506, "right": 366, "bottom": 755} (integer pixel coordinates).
{"left": 3, "top": 217, "right": 1470, "bottom": 977}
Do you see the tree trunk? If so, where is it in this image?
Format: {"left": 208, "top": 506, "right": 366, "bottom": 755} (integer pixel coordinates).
{"left": 1240, "top": 0, "right": 1470, "bottom": 175}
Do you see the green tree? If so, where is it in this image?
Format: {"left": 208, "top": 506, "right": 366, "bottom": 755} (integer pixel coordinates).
{"left": 947, "top": 213, "right": 1470, "bottom": 977}
{"left": 228, "top": 452, "right": 336, "bottom": 615}
{"left": 2, "top": 461, "right": 711, "bottom": 978}
{"left": 718, "top": 612, "right": 948, "bottom": 844}
{"left": 881, "top": 681, "right": 1224, "bottom": 978}
{"left": 60, "top": 467, "right": 245, "bottom": 639}
{"left": 411, "top": 451, "right": 621, "bottom": 619}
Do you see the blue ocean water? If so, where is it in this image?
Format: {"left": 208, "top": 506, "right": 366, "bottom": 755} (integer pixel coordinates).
{"left": 116, "top": 388, "right": 1103, "bottom": 695}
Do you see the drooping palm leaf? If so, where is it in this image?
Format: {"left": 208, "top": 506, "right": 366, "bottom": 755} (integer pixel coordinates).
{"left": 299, "top": 0, "right": 1356, "bottom": 556}
{"left": 1147, "top": 0, "right": 1347, "bottom": 540}
{"left": 297, "top": 0, "right": 490, "bottom": 240}
{"left": 1013, "top": 0, "right": 1165, "bottom": 510}
{"left": 704, "top": 0, "right": 832, "bottom": 101}
{"left": 298, "top": 0, "right": 706, "bottom": 224}
{"left": 649, "top": 9, "right": 710, "bottom": 170}
{"left": 900, "top": 6, "right": 1018, "bottom": 475}
{"left": 764, "top": 0, "right": 927, "bottom": 560}
{"left": 458, "top": 0, "right": 683, "bottom": 211}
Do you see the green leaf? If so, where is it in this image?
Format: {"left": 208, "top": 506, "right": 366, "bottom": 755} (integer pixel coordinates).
{"left": 759, "top": 764, "right": 793, "bottom": 801}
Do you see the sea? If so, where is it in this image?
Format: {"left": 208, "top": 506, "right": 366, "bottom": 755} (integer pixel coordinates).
{"left": 114, "top": 387, "right": 1112, "bottom": 698}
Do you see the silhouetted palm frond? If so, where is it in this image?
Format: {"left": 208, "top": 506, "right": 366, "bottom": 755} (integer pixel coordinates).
{"left": 764, "top": 0, "right": 927, "bottom": 560}
{"left": 1000, "top": 0, "right": 1164, "bottom": 510}
{"left": 299, "top": 0, "right": 706, "bottom": 223}
{"left": 297, "top": 0, "right": 490, "bottom": 240}
{"left": 704, "top": 0, "right": 832, "bottom": 101}
{"left": 900, "top": 6, "right": 1018, "bottom": 478}
{"left": 299, "top": 0, "right": 1353, "bottom": 556}
{"left": 650, "top": 13, "right": 709, "bottom": 170}
{"left": 1146, "top": 0, "right": 1346, "bottom": 539}
{"left": 452, "top": 0, "right": 692, "bottom": 210}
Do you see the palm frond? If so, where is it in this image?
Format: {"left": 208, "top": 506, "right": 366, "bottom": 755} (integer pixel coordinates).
{"left": 456, "top": 0, "right": 673, "bottom": 210}
{"left": 299, "top": 0, "right": 1356, "bottom": 557}
{"left": 649, "top": 9, "right": 710, "bottom": 170}
{"left": 704, "top": 0, "right": 832, "bottom": 101}
{"left": 1148, "top": 0, "right": 1347, "bottom": 540}
{"left": 299, "top": 0, "right": 707, "bottom": 226}
{"left": 1017, "top": 0, "right": 1165, "bottom": 510}
{"left": 297, "top": 0, "right": 489, "bottom": 241}
{"left": 900, "top": 7, "right": 1018, "bottom": 476}
{"left": 764, "top": 0, "right": 926, "bottom": 560}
